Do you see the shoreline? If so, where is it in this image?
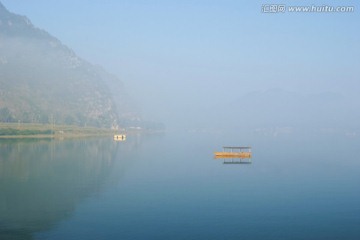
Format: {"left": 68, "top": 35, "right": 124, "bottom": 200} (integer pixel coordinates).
{"left": 0, "top": 123, "right": 117, "bottom": 139}
{"left": 0, "top": 133, "right": 114, "bottom": 139}
{"left": 0, "top": 123, "right": 164, "bottom": 139}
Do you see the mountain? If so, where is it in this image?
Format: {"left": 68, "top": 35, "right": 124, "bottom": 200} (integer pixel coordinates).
{"left": 0, "top": 2, "right": 135, "bottom": 128}
{"left": 186, "top": 88, "right": 360, "bottom": 134}
{"left": 224, "top": 89, "right": 360, "bottom": 130}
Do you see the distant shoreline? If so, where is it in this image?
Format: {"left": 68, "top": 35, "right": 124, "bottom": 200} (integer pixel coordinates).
{"left": 0, "top": 123, "right": 118, "bottom": 139}
{"left": 0, "top": 123, "right": 164, "bottom": 139}
{"left": 0, "top": 133, "right": 114, "bottom": 139}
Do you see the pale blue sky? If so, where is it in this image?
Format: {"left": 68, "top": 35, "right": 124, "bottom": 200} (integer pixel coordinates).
{"left": 2, "top": 0, "right": 359, "bottom": 124}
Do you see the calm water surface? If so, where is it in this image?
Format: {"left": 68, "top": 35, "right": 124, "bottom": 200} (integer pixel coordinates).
{"left": 0, "top": 131, "right": 359, "bottom": 239}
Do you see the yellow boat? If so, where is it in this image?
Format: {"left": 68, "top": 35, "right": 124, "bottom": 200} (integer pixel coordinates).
{"left": 214, "top": 147, "right": 252, "bottom": 159}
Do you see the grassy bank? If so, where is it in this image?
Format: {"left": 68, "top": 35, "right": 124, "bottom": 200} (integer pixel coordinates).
{"left": 0, "top": 123, "right": 116, "bottom": 139}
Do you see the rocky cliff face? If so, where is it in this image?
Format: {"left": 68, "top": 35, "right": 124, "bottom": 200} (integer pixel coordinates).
{"left": 0, "top": 2, "right": 131, "bottom": 128}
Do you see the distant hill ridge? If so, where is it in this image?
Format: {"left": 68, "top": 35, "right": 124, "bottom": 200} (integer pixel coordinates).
{"left": 0, "top": 1, "right": 135, "bottom": 128}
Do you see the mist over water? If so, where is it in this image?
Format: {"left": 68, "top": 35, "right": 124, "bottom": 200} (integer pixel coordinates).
{"left": 1, "top": 132, "right": 359, "bottom": 240}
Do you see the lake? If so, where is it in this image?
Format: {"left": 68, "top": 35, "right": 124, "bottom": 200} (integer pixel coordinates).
{"left": 1, "top": 130, "right": 359, "bottom": 240}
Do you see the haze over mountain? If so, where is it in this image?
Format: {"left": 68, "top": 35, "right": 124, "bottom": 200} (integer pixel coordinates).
{"left": 1, "top": 1, "right": 358, "bottom": 133}
{"left": 179, "top": 88, "right": 360, "bottom": 135}
{"left": 0, "top": 2, "right": 137, "bottom": 128}
{"left": 222, "top": 89, "right": 360, "bottom": 132}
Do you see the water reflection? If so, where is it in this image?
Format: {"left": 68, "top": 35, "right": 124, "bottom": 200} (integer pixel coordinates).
{"left": 0, "top": 138, "right": 119, "bottom": 240}
{"left": 215, "top": 156, "right": 252, "bottom": 164}
{"left": 1, "top": 132, "right": 359, "bottom": 239}
{"left": 221, "top": 159, "right": 252, "bottom": 164}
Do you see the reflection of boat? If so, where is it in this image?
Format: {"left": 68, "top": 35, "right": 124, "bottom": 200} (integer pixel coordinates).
{"left": 223, "top": 161, "right": 252, "bottom": 164}
{"left": 214, "top": 147, "right": 252, "bottom": 163}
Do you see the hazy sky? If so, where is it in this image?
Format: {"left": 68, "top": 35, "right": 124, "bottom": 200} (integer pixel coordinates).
{"left": 2, "top": 0, "right": 360, "bottom": 125}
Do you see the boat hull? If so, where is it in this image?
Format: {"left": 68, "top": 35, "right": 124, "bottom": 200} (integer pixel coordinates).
{"left": 214, "top": 152, "right": 251, "bottom": 158}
